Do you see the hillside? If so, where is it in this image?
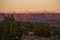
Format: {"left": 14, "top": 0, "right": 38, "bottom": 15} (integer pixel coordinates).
{"left": 0, "top": 13, "right": 60, "bottom": 23}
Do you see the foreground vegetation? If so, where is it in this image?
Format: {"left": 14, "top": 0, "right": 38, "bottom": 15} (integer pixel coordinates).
{"left": 0, "top": 16, "right": 52, "bottom": 40}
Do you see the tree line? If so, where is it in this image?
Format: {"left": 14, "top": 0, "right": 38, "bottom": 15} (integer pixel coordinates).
{"left": 0, "top": 15, "right": 51, "bottom": 40}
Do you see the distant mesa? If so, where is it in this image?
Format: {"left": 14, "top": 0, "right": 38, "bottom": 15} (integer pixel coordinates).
{"left": 0, "top": 13, "right": 60, "bottom": 23}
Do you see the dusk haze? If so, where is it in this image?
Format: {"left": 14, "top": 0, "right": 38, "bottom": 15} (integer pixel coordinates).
{"left": 0, "top": 0, "right": 60, "bottom": 13}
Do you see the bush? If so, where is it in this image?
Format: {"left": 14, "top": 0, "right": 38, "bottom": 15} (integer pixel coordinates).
{"left": 0, "top": 16, "right": 51, "bottom": 40}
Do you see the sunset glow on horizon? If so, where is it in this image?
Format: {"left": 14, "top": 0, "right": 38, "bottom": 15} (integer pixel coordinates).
{"left": 0, "top": 0, "right": 60, "bottom": 13}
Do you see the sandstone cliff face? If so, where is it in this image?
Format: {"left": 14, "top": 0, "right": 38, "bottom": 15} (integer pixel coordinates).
{"left": 0, "top": 13, "right": 60, "bottom": 23}
{"left": 13, "top": 13, "right": 60, "bottom": 22}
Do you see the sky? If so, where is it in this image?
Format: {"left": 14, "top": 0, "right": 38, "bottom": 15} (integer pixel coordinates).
{"left": 0, "top": 0, "right": 60, "bottom": 13}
